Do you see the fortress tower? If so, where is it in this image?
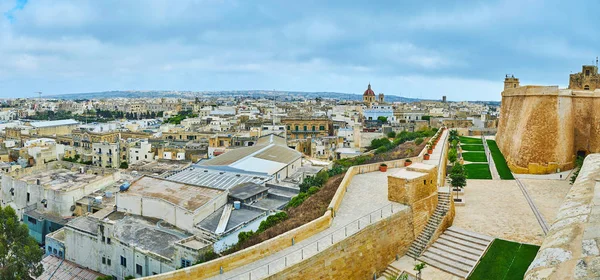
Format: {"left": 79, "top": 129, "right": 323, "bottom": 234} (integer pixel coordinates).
{"left": 569, "top": 65, "right": 600, "bottom": 90}
{"left": 378, "top": 93, "right": 385, "bottom": 103}
{"left": 496, "top": 65, "right": 600, "bottom": 174}
{"left": 504, "top": 75, "right": 519, "bottom": 90}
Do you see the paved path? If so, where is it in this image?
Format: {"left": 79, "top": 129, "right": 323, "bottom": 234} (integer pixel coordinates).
{"left": 481, "top": 135, "right": 500, "bottom": 180}
{"left": 424, "top": 129, "right": 449, "bottom": 186}
{"left": 514, "top": 178, "right": 549, "bottom": 234}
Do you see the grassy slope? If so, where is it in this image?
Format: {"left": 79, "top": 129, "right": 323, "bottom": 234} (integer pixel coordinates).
{"left": 464, "top": 163, "right": 492, "bottom": 179}
{"left": 462, "top": 152, "right": 487, "bottom": 162}
{"left": 459, "top": 136, "right": 483, "bottom": 144}
{"left": 486, "top": 140, "right": 515, "bottom": 180}
{"left": 469, "top": 239, "right": 540, "bottom": 280}
{"left": 461, "top": 145, "right": 485, "bottom": 151}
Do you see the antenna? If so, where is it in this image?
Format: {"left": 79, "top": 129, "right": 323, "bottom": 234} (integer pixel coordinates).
{"left": 596, "top": 57, "right": 598, "bottom": 67}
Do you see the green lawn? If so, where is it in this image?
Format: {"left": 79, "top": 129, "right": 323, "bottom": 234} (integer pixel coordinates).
{"left": 464, "top": 163, "right": 492, "bottom": 179}
{"left": 459, "top": 136, "right": 483, "bottom": 144}
{"left": 461, "top": 144, "right": 485, "bottom": 151}
{"left": 469, "top": 239, "right": 540, "bottom": 280}
{"left": 486, "top": 140, "right": 515, "bottom": 180}
{"left": 462, "top": 152, "right": 487, "bottom": 162}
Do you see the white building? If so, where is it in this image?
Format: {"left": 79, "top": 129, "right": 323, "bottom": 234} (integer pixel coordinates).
{"left": 92, "top": 142, "right": 120, "bottom": 168}
{"left": 127, "top": 139, "right": 154, "bottom": 164}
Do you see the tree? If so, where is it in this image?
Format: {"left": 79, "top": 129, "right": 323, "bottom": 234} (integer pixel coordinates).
{"left": 449, "top": 129, "right": 459, "bottom": 142}
{"left": 119, "top": 161, "right": 129, "bottom": 169}
{"left": 0, "top": 206, "right": 44, "bottom": 279}
{"left": 449, "top": 163, "right": 467, "bottom": 201}
{"left": 387, "top": 131, "right": 396, "bottom": 138}
{"left": 377, "top": 116, "right": 388, "bottom": 123}
{"left": 448, "top": 148, "right": 458, "bottom": 165}
{"left": 414, "top": 262, "right": 426, "bottom": 280}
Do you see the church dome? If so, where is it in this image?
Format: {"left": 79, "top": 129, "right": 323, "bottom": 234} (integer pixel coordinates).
{"left": 363, "top": 83, "right": 375, "bottom": 96}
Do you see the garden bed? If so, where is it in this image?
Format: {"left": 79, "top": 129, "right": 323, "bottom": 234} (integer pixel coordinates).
{"left": 463, "top": 163, "right": 492, "bottom": 179}
{"left": 459, "top": 136, "right": 483, "bottom": 144}
{"left": 461, "top": 152, "right": 487, "bottom": 162}
{"left": 460, "top": 145, "right": 485, "bottom": 152}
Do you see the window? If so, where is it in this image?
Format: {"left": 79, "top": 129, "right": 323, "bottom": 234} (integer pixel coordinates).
{"left": 181, "top": 259, "right": 192, "bottom": 268}
{"left": 303, "top": 125, "right": 307, "bottom": 131}
{"left": 27, "top": 216, "right": 37, "bottom": 225}
{"left": 107, "top": 258, "right": 111, "bottom": 266}
{"left": 319, "top": 126, "right": 325, "bottom": 131}
{"left": 102, "top": 257, "right": 106, "bottom": 264}
{"left": 27, "top": 192, "right": 30, "bottom": 202}
{"left": 295, "top": 125, "right": 299, "bottom": 131}
{"left": 48, "top": 246, "right": 53, "bottom": 254}
{"left": 107, "top": 238, "right": 111, "bottom": 244}
{"left": 136, "top": 264, "right": 143, "bottom": 275}
{"left": 120, "top": 256, "right": 127, "bottom": 267}
{"left": 312, "top": 126, "right": 315, "bottom": 131}
{"left": 424, "top": 180, "right": 427, "bottom": 185}
{"left": 102, "top": 236, "right": 105, "bottom": 242}
{"left": 585, "top": 85, "right": 590, "bottom": 90}
{"left": 586, "top": 69, "right": 591, "bottom": 76}
{"left": 286, "top": 125, "right": 290, "bottom": 130}
{"left": 53, "top": 248, "right": 57, "bottom": 255}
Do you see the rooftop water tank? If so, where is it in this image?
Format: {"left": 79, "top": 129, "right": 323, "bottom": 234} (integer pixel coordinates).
{"left": 119, "top": 182, "right": 131, "bottom": 192}
{"left": 94, "top": 196, "right": 103, "bottom": 204}
{"left": 105, "top": 191, "right": 113, "bottom": 198}
{"left": 233, "top": 201, "right": 241, "bottom": 210}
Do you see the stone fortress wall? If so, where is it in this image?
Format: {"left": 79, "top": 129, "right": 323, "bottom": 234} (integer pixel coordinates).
{"left": 496, "top": 66, "right": 600, "bottom": 174}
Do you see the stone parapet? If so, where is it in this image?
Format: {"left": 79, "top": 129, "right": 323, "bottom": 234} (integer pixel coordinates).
{"left": 525, "top": 154, "right": 600, "bottom": 279}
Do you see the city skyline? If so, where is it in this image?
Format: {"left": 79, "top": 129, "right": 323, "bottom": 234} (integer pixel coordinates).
{"left": 1, "top": 0, "right": 599, "bottom": 100}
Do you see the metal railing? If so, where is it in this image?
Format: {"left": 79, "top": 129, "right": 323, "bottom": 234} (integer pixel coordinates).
{"left": 224, "top": 203, "right": 401, "bottom": 280}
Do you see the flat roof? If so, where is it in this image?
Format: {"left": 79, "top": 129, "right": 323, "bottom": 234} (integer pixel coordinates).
{"left": 18, "top": 169, "right": 105, "bottom": 191}
{"left": 37, "top": 255, "right": 104, "bottom": 280}
{"left": 67, "top": 216, "right": 99, "bottom": 236}
{"left": 166, "top": 166, "right": 270, "bottom": 190}
{"left": 388, "top": 168, "right": 427, "bottom": 180}
{"left": 126, "top": 176, "right": 224, "bottom": 211}
{"left": 408, "top": 162, "right": 436, "bottom": 171}
{"left": 110, "top": 213, "right": 194, "bottom": 259}
{"left": 229, "top": 183, "right": 268, "bottom": 201}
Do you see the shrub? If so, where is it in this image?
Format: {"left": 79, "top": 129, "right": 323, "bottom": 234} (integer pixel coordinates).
{"left": 387, "top": 131, "right": 396, "bottom": 138}
{"left": 119, "top": 161, "right": 129, "bottom": 169}
{"left": 258, "top": 212, "right": 289, "bottom": 232}
{"left": 415, "top": 137, "right": 424, "bottom": 145}
{"left": 287, "top": 192, "right": 309, "bottom": 208}
{"left": 238, "top": 230, "right": 255, "bottom": 243}
{"left": 307, "top": 186, "right": 320, "bottom": 196}
{"left": 195, "top": 249, "right": 219, "bottom": 265}
{"left": 380, "top": 163, "right": 387, "bottom": 167}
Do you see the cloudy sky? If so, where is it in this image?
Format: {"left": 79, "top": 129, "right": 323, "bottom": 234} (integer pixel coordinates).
{"left": 1, "top": 0, "right": 598, "bottom": 100}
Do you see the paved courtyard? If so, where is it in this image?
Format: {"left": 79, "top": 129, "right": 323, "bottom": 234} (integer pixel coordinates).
{"left": 384, "top": 255, "right": 461, "bottom": 280}
{"left": 519, "top": 178, "right": 571, "bottom": 225}
{"left": 453, "top": 180, "right": 546, "bottom": 245}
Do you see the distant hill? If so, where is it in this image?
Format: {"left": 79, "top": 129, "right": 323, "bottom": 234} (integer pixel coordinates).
{"left": 45, "top": 90, "right": 424, "bottom": 103}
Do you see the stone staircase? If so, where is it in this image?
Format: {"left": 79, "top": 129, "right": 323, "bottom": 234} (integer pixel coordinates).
{"left": 406, "top": 192, "right": 451, "bottom": 259}
{"left": 418, "top": 227, "right": 493, "bottom": 279}
{"left": 380, "top": 264, "right": 402, "bottom": 279}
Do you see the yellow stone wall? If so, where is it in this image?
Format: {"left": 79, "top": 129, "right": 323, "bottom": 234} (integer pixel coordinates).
{"left": 496, "top": 85, "right": 579, "bottom": 174}
{"left": 265, "top": 207, "right": 415, "bottom": 280}
{"left": 387, "top": 165, "right": 438, "bottom": 236}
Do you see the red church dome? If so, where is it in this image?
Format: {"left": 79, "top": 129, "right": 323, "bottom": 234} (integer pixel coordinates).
{"left": 363, "top": 83, "right": 375, "bottom": 96}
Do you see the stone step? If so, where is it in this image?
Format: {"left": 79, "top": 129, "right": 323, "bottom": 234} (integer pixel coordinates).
{"left": 430, "top": 243, "right": 480, "bottom": 261}
{"left": 444, "top": 231, "right": 490, "bottom": 247}
{"left": 446, "top": 227, "right": 494, "bottom": 243}
{"left": 422, "top": 251, "right": 474, "bottom": 272}
{"left": 435, "top": 238, "right": 485, "bottom": 256}
{"left": 425, "top": 247, "right": 477, "bottom": 267}
{"left": 418, "top": 256, "right": 469, "bottom": 279}
{"left": 438, "top": 235, "right": 488, "bottom": 252}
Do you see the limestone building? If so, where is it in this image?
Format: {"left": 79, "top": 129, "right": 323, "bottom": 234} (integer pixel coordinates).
{"left": 363, "top": 83, "right": 376, "bottom": 108}
{"left": 496, "top": 65, "right": 600, "bottom": 174}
